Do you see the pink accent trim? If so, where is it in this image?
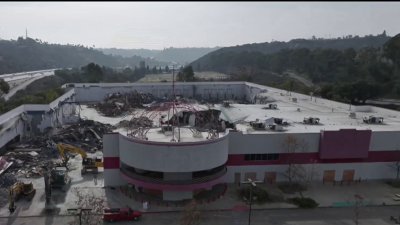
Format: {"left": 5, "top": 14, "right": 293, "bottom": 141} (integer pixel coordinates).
{"left": 104, "top": 157, "right": 120, "bottom": 169}
{"left": 320, "top": 129, "right": 371, "bottom": 159}
{"left": 120, "top": 171, "right": 225, "bottom": 191}
{"left": 120, "top": 132, "right": 227, "bottom": 147}
{"left": 227, "top": 151, "right": 400, "bottom": 166}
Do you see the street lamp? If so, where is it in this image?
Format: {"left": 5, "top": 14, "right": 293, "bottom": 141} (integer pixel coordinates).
{"left": 241, "top": 178, "right": 262, "bottom": 225}
{"left": 68, "top": 208, "right": 92, "bottom": 225}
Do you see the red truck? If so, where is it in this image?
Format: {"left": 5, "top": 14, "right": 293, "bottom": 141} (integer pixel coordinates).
{"left": 103, "top": 207, "right": 142, "bottom": 222}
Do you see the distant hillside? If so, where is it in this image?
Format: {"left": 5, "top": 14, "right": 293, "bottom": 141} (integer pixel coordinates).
{"left": 190, "top": 33, "right": 400, "bottom": 104}
{"left": 99, "top": 48, "right": 160, "bottom": 59}
{"left": 0, "top": 37, "right": 165, "bottom": 74}
{"left": 99, "top": 47, "right": 220, "bottom": 65}
{"left": 191, "top": 33, "right": 391, "bottom": 72}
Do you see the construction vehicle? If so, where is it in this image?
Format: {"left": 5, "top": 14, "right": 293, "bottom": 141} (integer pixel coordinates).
{"left": 8, "top": 181, "right": 36, "bottom": 213}
{"left": 43, "top": 164, "right": 71, "bottom": 194}
{"left": 54, "top": 142, "right": 103, "bottom": 175}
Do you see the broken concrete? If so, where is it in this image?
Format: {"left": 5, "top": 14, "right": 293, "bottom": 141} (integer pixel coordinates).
{"left": 89, "top": 91, "right": 156, "bottom": 117}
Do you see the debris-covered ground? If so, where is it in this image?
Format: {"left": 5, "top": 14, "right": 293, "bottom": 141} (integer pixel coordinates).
{"left": 116, "top": 116, "right": 153, "bottom": 129}
{"left": 0, "top": 119, "right": 114, "bottom": 197}
{"left": 88, "top": 91, "right": 157, "bottom": 117}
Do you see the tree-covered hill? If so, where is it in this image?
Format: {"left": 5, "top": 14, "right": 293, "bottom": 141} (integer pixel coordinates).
{"left": 191, "top": 32, "right": 391, "bottom": 72}
{"left": 190, "top": 32, "right": 400, "bottom": 104}
{"left": 0, "top": 37, "right": 165, "bottom": 74}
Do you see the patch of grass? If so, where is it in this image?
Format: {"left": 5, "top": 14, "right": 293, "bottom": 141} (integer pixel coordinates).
{"left": 288, "top": 197, "right": 319, "bottom": 208}
{"left": 386, "top": 180, "right": 400, "bottom": 188}
{"left": 278, "top": 182, "right": 307, "bottom": 194}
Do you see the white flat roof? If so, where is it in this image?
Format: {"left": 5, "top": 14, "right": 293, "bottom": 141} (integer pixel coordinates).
{"left": 78, "top": 84, "right": 400, "bottom": 140}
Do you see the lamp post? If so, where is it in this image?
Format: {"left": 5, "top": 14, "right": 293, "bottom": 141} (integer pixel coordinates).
{"left": 241, "top": 178, "right": 262, "bottom": 225}
{"left": 68, "top": 207, "right": 92, "bottom": 225}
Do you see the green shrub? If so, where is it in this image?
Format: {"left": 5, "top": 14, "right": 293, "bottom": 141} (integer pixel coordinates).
{"left": 288, "top": 197, "right": 319, "bottom": 208}
{"left": 386, "top": 180, "right": 400, "bottom": 188}
{"left": 237, "top": 186, "right": 270, "bottom": 204}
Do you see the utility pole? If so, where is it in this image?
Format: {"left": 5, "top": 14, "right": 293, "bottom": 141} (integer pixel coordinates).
{"left": 241, "top": 178, "right": 263, "bottom": 225}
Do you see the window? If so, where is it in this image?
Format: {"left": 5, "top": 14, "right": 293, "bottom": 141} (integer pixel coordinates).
{"left": 244, "top": 154, "right": 279, "bottom": 161}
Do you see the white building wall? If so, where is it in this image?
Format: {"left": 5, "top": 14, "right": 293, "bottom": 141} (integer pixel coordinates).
{"left": 228, "top": 131, "right": 320, "bottom": 154}
{"left": 103, "top": 133, "right": 120, "bottom": 157}
{"left": 72, "top": 82, "right": 246, "bottom": 102}
{"left": 119, "top": 134, "right": 229, "bottom": 172}
{"left": 226, "top": 162, "right": 396, "bottom": 183}
{"left": 370, "top": 131, "right": 400, "bottom": 151}
{"left": 104, "top": 169, "right": 127, "bottom": 186}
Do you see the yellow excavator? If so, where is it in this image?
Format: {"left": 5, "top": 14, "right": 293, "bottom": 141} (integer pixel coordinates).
{"left": 9, "top": 181, "right": 36, "bottom": 213}
{"left": 55, "top": 143, "right": 103, "bottom": 175}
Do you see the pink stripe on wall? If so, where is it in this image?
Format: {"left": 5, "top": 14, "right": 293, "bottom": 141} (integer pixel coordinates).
{"left": 104, "top": 157, "right": 120, "bottom": 169}
{"left": 226, "top": 151, "right": 400, "bottom": 166}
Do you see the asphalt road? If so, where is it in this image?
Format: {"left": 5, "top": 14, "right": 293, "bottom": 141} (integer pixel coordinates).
{"left": 1, "top": 206, "right": 399, "bottom": 225}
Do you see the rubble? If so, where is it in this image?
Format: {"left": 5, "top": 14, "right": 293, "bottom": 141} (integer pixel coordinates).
{"left": 51, "top": 119, "right": 114, "bottom": 152}
{"left": 117, "top": 116, "right": 153, "bottom": 129}
{"left": 0, "top": 119, "right": 114, "bottom": 179}
{"left": 89, "top": 91, "right": 157, "bottom": 117}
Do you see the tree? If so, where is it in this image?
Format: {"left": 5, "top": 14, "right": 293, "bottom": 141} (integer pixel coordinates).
{"left": 282, "top": 135, "right": 308, "bottom": 184}
{"left": 180, "top": 200, "right": 200, "bottom": 225}
{"left": 177, "top": 66, "right": 195, "bottom": 82}
{"left": 0, "top": 79, "right": 10, "bottom": 94}
{"left": 165, "top": 65, "right": 170, "bottom": 73}
{"left": 81, "top": 63, "right": 103, "bottom": 83}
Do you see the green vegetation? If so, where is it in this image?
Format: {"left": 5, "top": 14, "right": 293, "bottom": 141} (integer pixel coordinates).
{"left": 0, "top": 79, "right": 10, "bottom": 94}
{"left": 0, "top": 63, "right": 147, "bottom": 114}
{"left": 177, "top": 66, "right": 195, "bottom": 82}
{"left": 0, "top": 37, "right": 164, "bottom": 75}
{"left": 237, "top": 186, "right": 271, "bottom": 204}
{"left": 386, "top": 180, "right": 400, "bottom": 188}
{"left": 288, "top": 197, "right": 319, "bottom": 209}
{"left": 191, "top": 33, "right": 400, "bottom": 104}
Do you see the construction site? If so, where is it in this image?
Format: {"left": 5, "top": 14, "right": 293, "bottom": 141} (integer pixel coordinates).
{"left": 1, "top": 81, "right": 400, "bottom": 220}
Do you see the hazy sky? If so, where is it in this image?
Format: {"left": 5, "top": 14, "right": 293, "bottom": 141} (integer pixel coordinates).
{"left": 0, "top": 2, "right": 399, "bottom": 50}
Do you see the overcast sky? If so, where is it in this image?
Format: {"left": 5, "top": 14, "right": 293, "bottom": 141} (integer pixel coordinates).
{"left": 0, "top": 2, "right": 399, "bottom": 50}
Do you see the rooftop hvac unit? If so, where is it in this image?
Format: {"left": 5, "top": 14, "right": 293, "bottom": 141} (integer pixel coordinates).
{"left": 269, "top": 124, "right": 283, "bottom": 131}
{"left": 349, "top": 112, "right": 356, "bottom": 119}
{"left": 363, "top": 116, "right": 384, "bottom": 124}
{"left": 303, "top": 117, "right": 320, "bottom": 124}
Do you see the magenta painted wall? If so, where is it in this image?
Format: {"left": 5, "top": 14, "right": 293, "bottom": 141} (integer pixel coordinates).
{"left": 104, "top": 157, "right": 120, "bottom": 169}
{"left": 226, "top": 151, "right": 400, "bottom": 166}
{"left": 319, "top": 129, "right": 371, "bottom": 159}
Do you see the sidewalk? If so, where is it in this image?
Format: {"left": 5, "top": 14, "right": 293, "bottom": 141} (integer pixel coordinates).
{"left": 106, "top": 180, "right": 400, "bottom": 213}
{"left": 1, "top": 179, "right": 399, "bottom": 217}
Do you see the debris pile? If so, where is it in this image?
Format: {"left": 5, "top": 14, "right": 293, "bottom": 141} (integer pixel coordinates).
{"left": 52, "top": 119, "right": 114, "bottom": 152}
{"left": 0, "top": 119, "right": 114, "bottom": 179}
{"left": 90, "top": 91, "right": 156, "bottom": 117}
{"left": 117, "top": 116, "right": 153, "bottom": 129}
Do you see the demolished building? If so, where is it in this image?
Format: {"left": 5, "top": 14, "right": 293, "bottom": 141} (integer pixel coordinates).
{"left": 0, "top": 81, "right": 400, "bottom": 202}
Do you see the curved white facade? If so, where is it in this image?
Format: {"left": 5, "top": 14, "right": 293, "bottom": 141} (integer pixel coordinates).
{"left": 119, "top": 135, "right": 229, "bottom": 172}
